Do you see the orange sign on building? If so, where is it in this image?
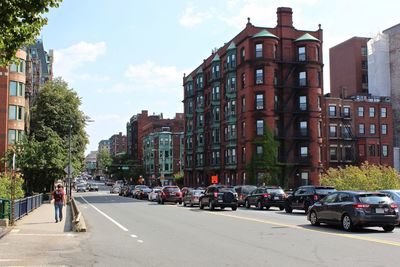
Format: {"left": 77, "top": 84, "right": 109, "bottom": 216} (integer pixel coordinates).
{"left": 211, "top": 175, "right": 218, "bottom": 184}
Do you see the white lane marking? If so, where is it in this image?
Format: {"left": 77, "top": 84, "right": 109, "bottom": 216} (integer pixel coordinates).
{"left": 130, "top": 234, "right": 138, "bottom": 238}
{"left": 11, "top": 233, "right": 75, "bottom": 237}
{"left": 11, "top": 229, "right": 20, "bottom": 233}
{"left": 0, "top": 259, "right": 20, "bottom": 262}
{"left": 137, "top": 240, "right": 144, "bottom": 243}
{"left": 80, "top": 196, "right": 129, "bottom": 232}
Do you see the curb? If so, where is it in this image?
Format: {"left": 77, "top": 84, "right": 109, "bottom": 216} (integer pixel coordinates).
{"left": 0, "top": 227, "right": 11, "bottom": 239}
{"left": 71, "top": 198, "right": 87, "bottom": 232}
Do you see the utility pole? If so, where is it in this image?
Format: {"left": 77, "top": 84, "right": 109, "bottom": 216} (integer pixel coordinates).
{"left": 68, "top": 124, "right": 72, "bottom": 202}
{"left": 10, "top": 152, "right": 16, "bottom": 225}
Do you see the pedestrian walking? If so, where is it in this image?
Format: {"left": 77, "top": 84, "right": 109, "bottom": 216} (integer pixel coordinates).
{"left": 52, "top": 184, "right": 66, "bottom": 223}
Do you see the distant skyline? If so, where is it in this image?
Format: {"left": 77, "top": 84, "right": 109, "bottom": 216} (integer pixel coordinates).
{"left": 39, "top": 0, "right": 400, "bottom": 154}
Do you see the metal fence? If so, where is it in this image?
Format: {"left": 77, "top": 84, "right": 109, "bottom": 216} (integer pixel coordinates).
{"left": 0, "top": 194, "right": 43, "bottom": 221}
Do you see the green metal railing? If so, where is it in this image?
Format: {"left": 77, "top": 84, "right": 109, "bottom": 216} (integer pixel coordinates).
{"left": 0, "top": 194, "right": 43, "bottom": 221}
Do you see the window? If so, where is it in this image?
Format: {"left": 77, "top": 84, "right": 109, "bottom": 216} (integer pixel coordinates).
{"left": 256, "top": 94, "right": 264, "bottom": 110}
{"left": 315, "top": 47, "right": 320, "bottom": 61}
{"left": 299, "top": 121, "right": 307, "bottom": 136}
{"left": 214, "top": 107, "right": 220, "bottom": 122}
{"left": 343, "top": 126, "right": 351, "bottom": 138}
{"left": 358, "top": 107, "right": 364, "bottom": 117}
{"left": 241, "top": 122, "right": 246, "bottom": 137}
{"left": 370, "top": 124, "right": 376, "bottom": 134}
{"left": 369, "top": 107, "right": 375, "bottom": 117}
{"left": 298, "top": 46, "right": 306, "bottom": 61}
{"left": 368, "top": 145, "right": 376, "bottom": 156}
{"left": 241, "top": 47, "right": 245, "bottom": 63}
{"left": 241, "top": 73, "right": 245, "bottom": 88}
{"left": 330, "top": 147, "right": 337, "bottom": 161}
{"left": 255, "top": 68, "right": 263, "bottom": 84}
{"left": 8, "top": 130, "right": 16, "bottom": 144}
{"left": 256, "top": 145, "right": 263, "bottom": 155}
{"left": 299, "top": 71, "right": 307, "bottom": 86}
{"left": 301, "top": 172, "right": 309, "bottom": 186}
{"left": 329, "top": 106, "right": 336, "bottom": 117}
{"left": 359, "top": 124, "right": 365, "bottom": 134}
{"left": 318, "top": 121, "right": 322, "bottom": 137}
{"left": 9, "top": 81, "right": 17, "bottom": 96}
{"left": 256, "top": 120, "right": 264, "bottom": 135}
{"left": 361, "top": 46, "right": 367, "bottom": 56}
{"left": 382, "top": 124, "right": 387, "bottom": 135}
{"left": 300, "top": 146, "right": 308, "bottom": 158}
{"left": 381, "top": 107, "right": 387, "bottom": 118}
{"left": 212, "top": 86, "right": 220, "bottom": 101}
{"left": 343, "top": 107, "right": 350, "bottom": 117}
{"left": 329, "top": 125, "right": 337, "bottom": 137}
{"left": 362, "top": 60, "right": 368, "bottom": 70}
{"left": 8, "top": 105, "right": 23, "bottom": 120}
{"left": 299, "top": 96, "right": 307, "bottom": 111}
{"left": 242, "top": 147, "right": 246, "bottom": 163}
{"left": 382, "top": 145, "right": 388, "bottom": 157}
{"left": 255, "top": 43, "right": 263, "bottom": 58}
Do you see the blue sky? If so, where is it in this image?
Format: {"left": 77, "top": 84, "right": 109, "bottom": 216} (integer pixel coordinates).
{"left": 39, "top": 0, "right": 400, "bottom": 154}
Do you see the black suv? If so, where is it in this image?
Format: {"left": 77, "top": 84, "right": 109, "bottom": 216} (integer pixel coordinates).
{"left": 199, "top": 185, "right": 238, "bottom": 211}
{"left": 285, "top": 186, "right": 336, "bottom": 214}
{"left": 244, "top": 186, "right": 286, "bottom": 210}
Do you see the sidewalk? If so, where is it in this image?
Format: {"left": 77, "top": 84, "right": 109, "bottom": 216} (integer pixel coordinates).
{"left": 0, "top": 203, "right": 83, "bottom": 266}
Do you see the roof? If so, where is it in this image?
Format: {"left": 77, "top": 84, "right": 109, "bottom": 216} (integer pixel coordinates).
{"left": 294, "top": 33, "right": 320, "bottom": 42}
{"left": 186, "top": 75, "right": 193, "bottom": 82}
{"left": 211, "top": 54, "right": 220, "bottom": 62}
{"left": 227, "top": 42, "right": 236, "bottom": 50}
{"left": 252, "top": 29, "right": 279, "bottom": 39}
{"left": 196, "top": 67, "right": 203, "bottom": 74}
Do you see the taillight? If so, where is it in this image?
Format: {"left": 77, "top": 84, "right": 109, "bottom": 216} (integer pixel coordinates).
{"left": 313, "top": 195, "right": 319, "bottom": 201}
{"left": 391, "top": 203, "right": 398, "bottom": 209}
{"left": 353, "top": 203, "right": 370, "bottom": 209}
{"left": 263, "top": 194, "right": 270, "bottom": 198}
{"left": 214, "top": 192, "right": 218, "bottom": 198}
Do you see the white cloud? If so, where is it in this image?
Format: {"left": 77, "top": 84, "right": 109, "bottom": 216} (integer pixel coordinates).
{"left": 53, "top": 41, "right": 106, "bottom": 82}
{"left": 180, "top": 6, "right": 213, "bottom": 27}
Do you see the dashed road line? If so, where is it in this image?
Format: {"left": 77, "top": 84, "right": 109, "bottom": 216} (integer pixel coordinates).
{"left": 207, "top": 212, "right": 400, "bottom": 247}
{"left": 137, "top": 240, "right": 144, "bottom": 243}
{"left": 130, "top": 234, "right": 138, "bottom": 238}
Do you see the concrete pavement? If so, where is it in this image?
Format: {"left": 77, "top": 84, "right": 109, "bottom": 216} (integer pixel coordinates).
{"left": 0, "top": 203, "right": 87, "bottom": 266}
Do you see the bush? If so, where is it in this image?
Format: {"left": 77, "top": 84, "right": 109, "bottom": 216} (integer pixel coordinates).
{"left": 0, "top": 173, "right": 25, "bottom": 199}
{"left": 321, "top": 162, "right": 400, "bottom": 190}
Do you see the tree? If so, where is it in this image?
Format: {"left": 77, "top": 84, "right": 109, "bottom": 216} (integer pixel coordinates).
{"left": 14, "top": 78, "right": 88, "bottom": 193}
{"left": 97, "top": 148, "right": 112, "bottom": 174}
{"left": 0, "top": 0, "right": 63, "bottom": 66}
{"left": 108, "top": 153, "right": 144, "bottom": 184}
{"left": 321, "top": 162, "right": 400, "bottom": 190}
{"left": 173, "top": 171, "right": 184, "bottom": 187}
{"left": 0, "top": 173, "right": 24, "bottom": 199}
{"left": 246, "top": 126, "right": 282, "bottom": 186}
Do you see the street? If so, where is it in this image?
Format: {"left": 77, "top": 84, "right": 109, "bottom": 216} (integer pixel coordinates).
{"left": 69, "top": 186, "right": 399, "bottom": 266}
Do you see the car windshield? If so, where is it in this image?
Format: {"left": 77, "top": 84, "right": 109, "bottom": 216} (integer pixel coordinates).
{"left": 315, "top": 188, "right": 336, "bottom": 195}
{"left": 266, "top": 188, "right": 284, "bottom": 194}
{"left": 166, "top": 187, "right": 180, "bottom": 192}
{"left": 242, "top": 186, "right": 257, "bottom": 194}
{"left": 358, "top": 194, "right": 392, "bottom": 204}
{"left": 193, "top": 190, "right": 204, "bottom": 196}
{"left": 219, "top": 188, "right": 235, "bottom": 193}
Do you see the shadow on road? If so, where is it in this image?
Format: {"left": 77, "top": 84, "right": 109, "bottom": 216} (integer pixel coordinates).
{"left": 298, "top": 223, "right": 387, "bottom": 234}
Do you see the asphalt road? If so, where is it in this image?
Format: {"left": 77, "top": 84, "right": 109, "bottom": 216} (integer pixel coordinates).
{"left": 67, "top": 186, "right": 400, "bottom": 267}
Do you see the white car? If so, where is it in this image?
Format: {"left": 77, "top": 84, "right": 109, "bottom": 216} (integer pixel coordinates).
{"left": 110, "top": 185, "right": 121, "bottom": 194}
{"left": 148, "top": 188, "right": 162, "bottom": 201}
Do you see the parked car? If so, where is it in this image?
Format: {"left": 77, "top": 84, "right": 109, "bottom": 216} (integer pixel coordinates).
{"left": 285, "top": 186, "right": 336, "bottom": 213}
{"left": 88, "top": 183, "right": 99, "bottom": 192}
{"left": 148, "top": 187, "right": 162, "bottom": 201}
{"left": 244, "top": 186, "right": 287, "bottom": 210}
{"left": 133, "top": 185, "right": 152, "bottom": 199}
{"left": 308, "top": 191, "right": 399, "bottom": 232}
{"left": 110, "top": 185, "right": 121, "bottom": 194}
{"left": 76, "top": 184, "right": 86, "bottom": 192}
{"left": 199, "top": 185, "right": 238, "bottom": 211}
{"left": 183, "top": 189, "right": 205, "bottom": 207}
{"left": 181, "top": 187, "right": 193, "bottom": 198}
{"left": 234, "top": 185, "right": 257, "bottom": 207}
{"left": 157, "top": 186, "right": 182, "bottom": 204}
{"left": 106, "top": 179, "right": 115, "bottom": 186}
{"left": 379, "top": 190, "right": 400, "bottom": 207}
{"left": 119, "top": 185, "right": 129, "bottom": 196}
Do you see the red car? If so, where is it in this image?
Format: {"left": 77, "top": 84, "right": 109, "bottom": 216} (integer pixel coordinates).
{"left": 157, "top": 186, "right": 182, "bottom": 204}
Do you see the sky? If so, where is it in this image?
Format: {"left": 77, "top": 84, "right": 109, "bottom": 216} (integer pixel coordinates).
{"left": 39, "top": 0, "right": 400, "bottom": 155}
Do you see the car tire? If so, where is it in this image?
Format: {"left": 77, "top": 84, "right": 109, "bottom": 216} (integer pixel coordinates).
{"left": 190, "top": 203, "right": 194, "bottom": 207}
{"left": 160, "top": 199, "right": 164, "bottom": 205}
{"left": 232, "top": 205, "right": 237, "bottom": 211}
{"left": 220, "top": 207, "right": 225, "bottom": 210}
{"left": 382, "top": 225, "right": 395, "bottom": 232}
{"left": 342, "top": 214, "right": 354, "bottom": 231}
{"left": 309, "top": 211, "right": 320, "bottom": 226}
{"left": 257, "top": 201, "right": 263, "bottom": 210}
{"left": 179, "top": 201, "right": 182, "bottom": 205}
{"left": 245, "top": 200, "right": 250, "bottom": 209}
{"left": 285, "top": 205, "right": 293, "bottom": 213}
{"left": 279, "top": 206, "right": 284, "bottom": 211}
{"left": 209, "top": 201, "right": 215, "bottom": 211}
{"left": 183, "top": 202, "right": 187, "bottom": 207}
{"left": 199, "top": 201, "right": 204, "bottom": 210}
{"left": 265, "top": 206, "right": 270, "bottom": 210}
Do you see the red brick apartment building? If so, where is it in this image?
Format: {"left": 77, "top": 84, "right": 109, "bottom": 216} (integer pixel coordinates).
{"left": 183, "top": 7, "right": 324, "bottom": 188}
{"left": 0, "top": 50, "right": 27, "bottom": 171}
{"left": 109, "top": 132, "right": 127, "bottom": 157}
{"left": 324, "top": 96, "right": 393, "bottom": 169}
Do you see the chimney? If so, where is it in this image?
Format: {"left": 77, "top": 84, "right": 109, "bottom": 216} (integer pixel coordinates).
{"left": 277, "top": 7, "right": 293, "bottom": 27}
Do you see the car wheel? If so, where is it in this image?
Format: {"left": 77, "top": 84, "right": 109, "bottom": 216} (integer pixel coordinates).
{"left": 160, "top": 199, "right": 164, "bottom": 205}
{"left": 245, "top": 200, "right": 250, "bottom": 209}
{"left": 382, "top": 225, "right": 395, "bottom": 232}
{"left": 183, "top": 202, "right": 187, "bottom": 207}
{"left": 179, "top": 201, "right": 182, "bottom": 205}
{"left": 190, "top": 203, "right": 194, "bottom": 207}
{"left": 285, "top": 205, "right": 293, "bottom": 213}
{"left": 209, "top": 201, "right": 215, "bottom": 211}
{"left": 309, "top": 211, "right": 320, "bottom": 226}
{"left": 257, "top": 201, "right": 263, "bottom": 210}
{"left": 279, "top": 206, "right": 284, "bottom": 211}
{"left": 232, "top": 205, "right": 237, "bottom": 211}
{"left": 199, "top": 201, "right": 204, "bottom": 210}
{"left": 342, "top": 214, "right": 354, "bottom": 231}
{"left": 220, "top": 207, "right": 225, "bottom": 210}
{"left": 265, "top": 206, "right": 270, "bottom": 210}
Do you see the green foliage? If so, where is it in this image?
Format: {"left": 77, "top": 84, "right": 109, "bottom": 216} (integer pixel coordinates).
{"left": 108, "top": 154, "right": 144, "bottom": 183}
{"left": 0, "top": 0, "right": 62, "bottom": 66}
{"left": 0, "top": 173, "right": 25, "bottom": 199}
{"left": 97, "top": 148, "right": 112, "bottom": 172}
{"left": 173, "top": 171, "right": 184, "bottom": 187}
{"left": 246, "top": 126, "right": 281, "bottom": 186}
{"left": 13, "top": 78, "right": 88, "bottom": 193}
{"left": 321, "top": 162, "right": 400, "bottom": 190}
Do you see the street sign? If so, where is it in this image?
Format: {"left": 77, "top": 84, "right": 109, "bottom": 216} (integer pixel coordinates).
{"left": 122, "top": 166, "right": 129, "bottom": 170}
{"left": 211, "top": 175, "right": 218, "bottom": 184}
{"left": 64, "top": 165, "right": 74, "bottom": 174}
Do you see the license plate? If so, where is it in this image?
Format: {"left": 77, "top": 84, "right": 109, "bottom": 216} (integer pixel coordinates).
{"left": 218, "top": 200, "right": 223, "bottom": 203}
{"left": 274, "top": 197, "right": 279, "bottom": 200}
{"left": 375, "top": 208, "right": 384, "bottom": 214}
